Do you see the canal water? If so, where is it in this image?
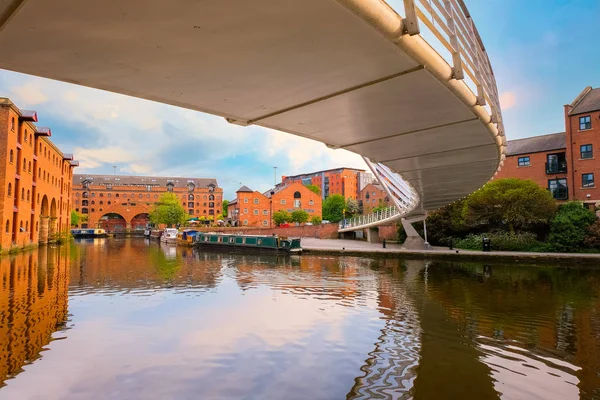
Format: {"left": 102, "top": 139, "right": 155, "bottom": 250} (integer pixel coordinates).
{"left": 0, "top": 239, "right": 599, "bottom": 399}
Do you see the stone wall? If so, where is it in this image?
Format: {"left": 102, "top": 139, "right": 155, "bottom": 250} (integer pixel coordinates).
{"left": 196, "top": 223, "right": 339, "bottom": 239}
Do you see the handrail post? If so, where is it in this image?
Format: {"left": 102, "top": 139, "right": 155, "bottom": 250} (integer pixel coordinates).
{"left": 403, "top": 0, "right": 420, "bottom": 35}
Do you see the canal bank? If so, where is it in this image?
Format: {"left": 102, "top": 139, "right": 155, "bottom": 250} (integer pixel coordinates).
{"left": 301, "top": 238, "right": 600, "bottom": 265}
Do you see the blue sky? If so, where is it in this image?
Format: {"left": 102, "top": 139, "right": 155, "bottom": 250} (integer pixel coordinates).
{"left": 0, "top": 0, "right": 598, "bottom": 200}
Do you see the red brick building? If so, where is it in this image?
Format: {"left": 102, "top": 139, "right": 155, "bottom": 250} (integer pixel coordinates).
{"left": 266, "top": 181, "right": 322, "bottom": 221}
{"left": 0, "top": 98, "right": 77, "bottom": 250}
{"left": 281, "top": 167, "right": 365, "bottom": 200}
{"left": 227, "top": 185, "right": 270, "bottom": 227}
{"left": 358, "top": 182, "right": 390, "bottom": 213}
{"left": 496, "top": 86, "right": 600, "bottom": 206}
{"left": 72, "top": 174, "right": 222, "bottom": 231}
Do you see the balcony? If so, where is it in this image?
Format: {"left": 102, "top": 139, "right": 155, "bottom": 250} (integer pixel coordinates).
{"left": 549, "top": 187, "right": 568, "bottom": 200}
{"left": 546, "top": 162, "right": 567, "bottom": 174}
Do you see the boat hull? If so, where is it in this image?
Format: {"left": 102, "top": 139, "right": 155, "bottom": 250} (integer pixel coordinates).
{"left": 71, "top": 228, "right": 108, "bottom": 238}
{"left": 195, "top": 233, "right": 302, "bottom": 253}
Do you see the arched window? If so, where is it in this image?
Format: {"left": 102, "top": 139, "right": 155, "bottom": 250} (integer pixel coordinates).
{"left": 5, "top": 220, "right": 9, "bottom": 233}
{"left": 21, "top": 188, "right": 24, "bottom": 200}
{"left": 293, "top": 191, "right": 301, "bottom": 198}
{"left": 209, "top": 194, "right": 215, "bottom": 201}
{"left": 38, "top": 167, "right": 41, "bottom": 177}
{"left": 154, "top": 194, "right": 158, "bottom": 198}
{"left": 293, "top": 191, "right": 301, "bottom": 208}
{"left": 7, "top": 183, "right": 11, "bottom": 197}
{"left": 76, "top": 192, "right": 80, "bottom": 197}
{"left": 26, "top": 190, "right": 30, "bottom": 201}
{"left": 188, "top": 194, "right": 194, "bottom": 200}
{"left": 139, "top": 194, "right": 143, "bottom": 198}
{"left": 75, "top": 200, "right": 79, "bottom": 205}
{"left": 28, "top": 161, "right": 31, "bottom": 173}
{"left": 24, "top": 129, "right": 27, "bottom": 142}
{"left": 9, "top": 150, "right": 13, "bottom": 163}
{"left": 188, "top": 202, "right": 194, "bottom": 208}
{"left": 108, "top": 201, "right": 112, "bottom": 205}
{"left": 39, "top": 143, "right": 42, "bottom": 152}
{"left": 10, "top": 117, "right": 15, "bottom": 131}
{"left": 82, "top": 200, "right": 88, "bottom": 206}
{"left": 99, "top": 201, "right": 103, "bottom": 205}
{"left": 36, "top": 221, "right": 38, "bottom": 232}
{"left": 146, "top": 194, "right": 150, "bottom": 198}
{"left": 99, "top": 193, "right": 103, "bottom": 197}
{"left": 91, "top": 200, "right": 95, "bottom": 205}
{"left": 29, "top": 133, "right": 32, "bottom": 143}
{"left": 123, "top": 194, "right": 127, "bottom": 198}
{"left": 25, "top": 221, "right": 28, "bottom": 231}
{"left": 115, "top": 193, "right": 119, "bottom": 198}
{"left": 37, "top": 193, "right": 40, "bottom": 203}
{"left": 23, "top": 158, "right": 26, "bottom": 171}
{"left": 44, "top": 147, "right": 47, "bottom": 157}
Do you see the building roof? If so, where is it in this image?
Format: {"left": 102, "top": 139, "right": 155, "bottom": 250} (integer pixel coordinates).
{"left": 74, "top": 174, "right": 218, "bottom": 188}
{"left": 570, "top": 87, "right": 600, "bottom": 115}
{"left": 505, "top": 132, "right": 566, "bottom": 156}
{"left": 236, "top": 185, "right": 253, "bottom": 193}
{"left": 228, "top": 198, "right": 238, "bottom": 205}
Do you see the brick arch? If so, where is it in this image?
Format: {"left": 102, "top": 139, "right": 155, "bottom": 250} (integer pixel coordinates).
{"left": 97, "top": 202, "right": 153, "bottom": 229}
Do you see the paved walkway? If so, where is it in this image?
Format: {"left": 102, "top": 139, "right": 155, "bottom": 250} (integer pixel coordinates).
{"left": 301, "top": 238, "right": 600, "bottom": 264}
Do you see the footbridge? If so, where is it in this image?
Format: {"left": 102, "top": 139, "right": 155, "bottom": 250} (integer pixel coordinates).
{"left": 0, "top": 0, "right": 504, "bottom": 231}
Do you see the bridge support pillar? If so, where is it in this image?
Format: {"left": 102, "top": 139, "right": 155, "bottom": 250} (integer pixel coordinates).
{"left": 401, "top": 217, "right": 431, "bottom": 250}
{"left": 39, "top": 217, "right": 49, "bottom": 244}
{"left": 366, "top": 227, "right": 379, "bottom": 243}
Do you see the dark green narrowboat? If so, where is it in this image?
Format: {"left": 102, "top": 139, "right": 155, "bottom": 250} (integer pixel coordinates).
{"left": 195, "top": 233, "right": 302, "bottom": 253}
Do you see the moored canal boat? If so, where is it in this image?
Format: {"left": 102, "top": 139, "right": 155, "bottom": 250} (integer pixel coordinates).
{"left": 160, "top": 228, "right": 179, "bottom": 244}
{"left": 195, "top": 233, "right": 302, "bottom": 253}
{"left": 149, "top": 229, "right": 162, "bottom": 240}
{"left": 71, "top": 228, "right": 108, "bottom": 238}
{"left": 176, "top": 229, "right": 199, "bottom": 246}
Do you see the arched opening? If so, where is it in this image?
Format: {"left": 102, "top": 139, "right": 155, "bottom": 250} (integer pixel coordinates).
{"left": 40, "top": 195, "right": 49, "bottom": 216}
{"left": 131, "top": 213, "right": 150, "bottom": 231}
{"left": 7, "top": 183, "right": 11, "bottom": 197}
{"left": 9, "top": 150, "right": 13, "bottom": 163}
{"left": 5, "top": 220, "right": 9, "bottom": 233}
{"left": 293, "top": 191, "right": 301, "bottom": 208}
{"left": 50, "top": 198, "right": 57, "bottom": 218}
{"left": 98, "top": 213, "right": 127, "bottom": 233}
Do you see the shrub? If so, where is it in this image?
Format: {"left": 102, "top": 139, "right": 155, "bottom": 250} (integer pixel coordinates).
{"left": 273, "top": 210, "right": 291, "bottom": 226}
{"left": 584, "top": 220, "right": 600, "bottom": 248}
{"left": 548, "top": 202, "right": 596, "bottom": 252}
{"left": 291, "top": 210, "right": 309, "bottom": 224}
{"left": 453, "top": 232, "right": 543, "bottom": 252}
{"left": 310, "top": 216, "right": 322, "bottom": 225}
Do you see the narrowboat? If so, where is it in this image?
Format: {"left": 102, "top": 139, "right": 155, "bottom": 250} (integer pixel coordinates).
{"left": 160, "top": 228, "right": 179, "bottom": 244}
{"left": 176, "top": 229, "right": 199, "bottom": 246}
{"left": 195, "top": 233, "right": 302, "bottom": 253}
{"left": 71, "top": 228, "right": 108, "bottom": 238}
{"left": 149, "top": 229, "right": 162, "bottom": 240}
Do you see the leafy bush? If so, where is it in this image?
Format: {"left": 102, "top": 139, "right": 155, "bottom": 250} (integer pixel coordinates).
{"left": 322, "top": 194, "right": 345, "bottom": 223}
{"left": 453, "top": 232, "right": 543, "bottom": 252}
{"left": 548, "top": 202, "right": 596, "bottom": 252}
{"left": 584, "top": 220, "right": 600, "bottom": 248}
{"left": 291, "top": 210, "right": 309, "bottom": 224}
{"left": 310, "top": 216, "right": 322, "bottom": 225}
{"left": 273, "top": 210, "right": 291, "bottom": 226}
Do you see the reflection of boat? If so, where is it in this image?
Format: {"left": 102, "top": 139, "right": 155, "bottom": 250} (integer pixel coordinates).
{"left": 176, "top": 229, "right": 199, "bottom": 246}
{"left": 70, "top": 228, "right": 108, "bottom": 238}
{"left": 195, "top": 233, "right": 302, "bottom": 253}
{"left": 160, "top": 228, "right": 179, "bottom": 244}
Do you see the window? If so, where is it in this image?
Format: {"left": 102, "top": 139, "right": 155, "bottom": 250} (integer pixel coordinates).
{"left": 294, "top": 199, "right": 301, "bottom": 208}
{"left": 209, "top": 202, "right": 214, "bottom": 208}
{"left": 10, "top": 117, "right": 14, "bottom": 131}
{"left": 582, "top": 173, "right": 594, "bottom": 188}
{"left": 581, "top": 144, "right": 593, "bottom": 159}
{"left": 309, "top": 200, "right": 314, "bottom": 206}
{"left": 548, "top": 179, "right": 568, "bottom": 200}
{"left": 5, "top": 220, "right": 8, "bottom": 233}
{"left": 21, "top": 188, "right": 24, "bottom": 200}
{"left": 82, "top": 208, "right": 89, "bottom": 214}
{"left": 280, "top": 199, "right": 286, "bottom": 205}
{"left": 26, "top": 190, "right": 30, "bottom": 201}
{"left": 253, "top": 198, "right": 259, "bottom": 204}
{"left": 254, "top": 209, "right": 259, "bottom": 215}
{"left": 243, "top": 198, "right": 248, "bottom": 203}
{"left": 294, "top": 191, "right": 301, "bottom": 199}
{"left": 9, "top": 150, "right": 13, "bottom": 163}
{"left": 243, "top": 219, "right": 248, "bottom": 225}
{"left": 209, "top": 209, "right": 214, "bottom": 215}
{"left": 580, "top": 115, "right": 592, "bottom": 130}
{"left": 546, "top": 153, "right": 567, "bottom": 174}
{"left": 23, "top": 158, "right": 26, "bottom": 171}
{"left": 7, "top": 183, "right": 11, "bottom": 197}
{"left": 189, "top": 209, "right": 194, "bottom": 215}
{"left": 188, "top": 202, "right": 194, "bottom": 208}
{"left": 209, "top": 194, "right": 215, "bottom": 201}
{"left": 262, "top": 220, "right": 268, "bottom": 226}
{"left": 517, "top": 156, "right": 530, "bottom": 167}
{"left": 263, "top": 210, "right": 268, "bottom": 215}
{"left": 243, "top": 208, "right": 248, "bottom": 214}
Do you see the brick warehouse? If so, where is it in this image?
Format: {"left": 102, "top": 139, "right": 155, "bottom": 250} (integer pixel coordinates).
{"left": 496, "top": 86, "right": 600, "bottom": 206}
{"left": 72, "top": 174, "right": 223, "bottom": 231}
{"left": 227, "top": 182, "right": 321, "bottom": 227}
{"left": 280, "top": 167, "right": 367, "bottom": 200}
{"left": 0, "top": 98, "right": 78, "bottom": 250}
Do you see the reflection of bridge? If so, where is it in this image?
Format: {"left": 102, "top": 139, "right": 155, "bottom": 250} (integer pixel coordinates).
{"left": 0, "top": 0, "right": 503, "bottom": 230}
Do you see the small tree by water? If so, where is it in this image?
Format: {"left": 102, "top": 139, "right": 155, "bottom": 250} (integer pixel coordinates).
{"left": 150, "top": 193, "right": 189, "bottom": 227}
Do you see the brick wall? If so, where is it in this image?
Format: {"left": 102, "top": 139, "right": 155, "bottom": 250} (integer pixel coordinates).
{"left": 566, "top": 106, "right": 600, "bottom": 203}
{"left": 378, "top": 224, "right": 399, "bottom": 240}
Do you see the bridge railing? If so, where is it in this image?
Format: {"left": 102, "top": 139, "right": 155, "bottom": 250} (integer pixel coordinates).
{"left": 339, "top": 206, "right": 402, "bottom": 230}
{"left": 402, "top": 0, "right": 503, "bottom": 134}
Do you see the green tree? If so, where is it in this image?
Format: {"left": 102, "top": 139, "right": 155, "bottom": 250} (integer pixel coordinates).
{"left": 222, "top": 200, "right": 229, "bottom": 217}
{"left": 149, "top": 192, "right": 189, "bottom": 227}
{"left": 346, "top": 198, "right": 359, "bottom": 216}
{"left": 311, "top": 216, "right": 322, "bottom": 225}
{"left": 305, "top": 184, "right": 321, "bottom": 196}
{"left": 549, "top": 202, "right": 596, "bottom": 252}
{"left": 70, "top": 210, "right": 80, "bottom": 226}
{"left": 464, "top": 178, "right": 556, "bottom": 233}
{"left": 291, "top": 210, "right": 309, "bottom": 224}
{"left": 273, "top": 210, "right": 291, "bottom": 226}
{"left": 322, "top": 194, "right": 346, "bottom": 222}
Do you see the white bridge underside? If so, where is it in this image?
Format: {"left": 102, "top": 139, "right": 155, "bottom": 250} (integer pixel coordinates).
{"left": 0, "top": 0, "right": 501, "bottom": 213}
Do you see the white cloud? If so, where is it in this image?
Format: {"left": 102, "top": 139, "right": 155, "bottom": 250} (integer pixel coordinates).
{"left": 500, "top": 91, "right": 517, "bottom": 110}
{"left": 10, "top": 81, "right": 48, "bottom": 105}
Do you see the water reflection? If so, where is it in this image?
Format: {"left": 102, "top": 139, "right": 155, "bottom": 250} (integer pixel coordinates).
{"left": 0, "top": 240, "right": 598, "bottom": 399}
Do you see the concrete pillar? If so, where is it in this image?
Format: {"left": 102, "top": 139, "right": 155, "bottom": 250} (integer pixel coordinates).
{"left": 367, "top": 227, "right": 379, "bottom": 243}
{"left": 401, "top": 217, "right": 432, "bottom": 250}
{"left": 39, "top": 217, "right": 49, "bottom": 244}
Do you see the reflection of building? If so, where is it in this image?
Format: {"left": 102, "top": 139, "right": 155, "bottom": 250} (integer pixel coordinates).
{"left": 358, "top": 183, "right": 390, "bottom": 214}
{"left": 281, "top": 167, "right": 365, "bottom": 200}
{"left": 0, "top": 247, "right": 70, "bottom": 385}
{"left": 496, "top": 86, "right": 600, "bottom": 205}
{"left": 71, "top": 174, "right": 223, "bottom": 231}
{"left": 0, "top": 98, "right": 77, "bottom": 249}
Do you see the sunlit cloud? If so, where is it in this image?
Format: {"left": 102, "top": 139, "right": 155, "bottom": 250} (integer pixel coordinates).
{"left": 499, "top": 91, "right": 517, "bottom": 110}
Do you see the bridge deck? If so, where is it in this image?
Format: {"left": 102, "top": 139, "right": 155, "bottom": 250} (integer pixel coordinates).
{"left": 0, "top": 0, "right": 502, "bottom": 213}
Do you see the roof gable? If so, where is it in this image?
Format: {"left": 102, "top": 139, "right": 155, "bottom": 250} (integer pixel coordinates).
{"left": 570, "top": 87, "right": 600, "bottom": 115}
{"left": 506, "top": 132, "right": 566, "bottom": 156}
